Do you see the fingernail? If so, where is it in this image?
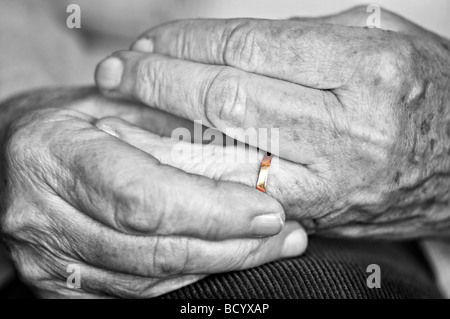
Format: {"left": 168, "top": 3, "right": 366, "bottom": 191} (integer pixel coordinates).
{"left": 252, "top": 215, "right": 283, "bottom": 237}
{"left": 281, "top": 229, "right": 307, "bottom": 257}
{"left": 96, "top": 124, "right": 119, "bottom": 138}
{"left": 131, "top": 38, "right": 154, "bottom": 53}
{"left": 95, "top": 57, "right": 123, "bottom": 90}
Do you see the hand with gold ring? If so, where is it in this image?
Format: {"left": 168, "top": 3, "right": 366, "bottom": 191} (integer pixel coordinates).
{"left": 257, "top": 153, "right": 273, "bottom": 193}
{"left": 0, "top": 89, "right": 307, "bottom": 299}
{"left": 95, "top": 7, "right": 450, "bottom": 239}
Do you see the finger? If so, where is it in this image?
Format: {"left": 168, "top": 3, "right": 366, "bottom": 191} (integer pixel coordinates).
{"left": 37, "top": 111, "right": 285, "bottom": 240}
{"left": 14, "top": 236, "right": 205, "bottom": 298}
{"left": 95, "top": 117, "right": 323, "bottom": 216}
{"left": 95, "top": 51, "right": 340, "bottom": 163}
{"left": 65, "top": 264, "right": 205, "bottom": 298}
{"left": 57, "top": 202, "right": 307, "bottom": 278}
{"left": 95, "top": 117, "right": 264, "bottom": 188}
{"left": 129, "top": 18, "right": 380, "bottom": 89}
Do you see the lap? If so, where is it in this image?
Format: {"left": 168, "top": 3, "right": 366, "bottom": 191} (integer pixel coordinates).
{"left": 0, "top": 237, "right": 442, "bottom": 299}
{"left": 160, "top": 237, "right": 442, "bottom": 299}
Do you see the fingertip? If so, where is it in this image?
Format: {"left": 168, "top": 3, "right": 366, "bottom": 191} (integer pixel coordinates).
{"left": 95, "top": 50, "right": 148, "bottom": 92}
{"left": 131, "top": 38, "right": 154, "bottom": 53}
{"left": 281, "top": 222, "right": 308, "bottom": 258}
{"left": 95, "top": 57, "right": 124, "bottom": 91}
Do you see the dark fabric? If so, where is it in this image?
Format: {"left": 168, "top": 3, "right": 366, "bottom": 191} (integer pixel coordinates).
{"left": 160, "top": 237, "right": 442, "bottom": 299}
{"left": 0, "top": 237, "right": 442, "bottom": 299}
{"left": 0, "top": 277, "right": 35, "bottom": 299}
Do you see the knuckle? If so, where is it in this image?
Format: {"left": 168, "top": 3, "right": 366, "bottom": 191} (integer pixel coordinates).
{"left": 113, "top": 179, "right": 162, "bottom": 234}
{"left": 152, "top": 237, "right": 189, "bottom": 276}
{"left": 224, "top": 20, "right": 266, "bottom": 71}
{"left": 365, "top": 34, "right": 416, "bottom": 88}
{"left": 369, "top": 116, "right": 398, "bottom": 148}
{"left": 5, "top": 109, "right": 84, "bottom": 162}
{"left": 3, "top": 109, "right": 89, "bottom": 196}
{"left": 372, "top": 47, "right": 403, "bottom": 87}
{"left": 205, "top": 68, "right": 248, "bottom": 127}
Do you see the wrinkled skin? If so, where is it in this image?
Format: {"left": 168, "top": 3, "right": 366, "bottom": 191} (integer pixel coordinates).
{"left": 96, "top": 6, "right": 450, "bottom": 238}
{"left": 1, "top": 6, "right": 450, "bottom": 299}
{"left": 0, "top": 88, "right": 306, "bottom": 298}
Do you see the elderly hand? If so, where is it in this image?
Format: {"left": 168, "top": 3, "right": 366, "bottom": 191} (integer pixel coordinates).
{"left": 0, "top": 89, "right": 306, "bottom": 298}
{"left": 95, "top": 7, "right": 450, "bottom": 238}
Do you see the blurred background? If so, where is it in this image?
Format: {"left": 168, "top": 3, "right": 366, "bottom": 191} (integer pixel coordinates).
{"left": 0, "top": 0, "right": 449, "bottom": 295}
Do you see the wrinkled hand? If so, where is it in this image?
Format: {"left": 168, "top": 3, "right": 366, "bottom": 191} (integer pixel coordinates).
{"left": 0, "top": 90, "right": 306, "bottom": 298}
{"left": 96, "top": 7, "right": 450, "bottom": 238}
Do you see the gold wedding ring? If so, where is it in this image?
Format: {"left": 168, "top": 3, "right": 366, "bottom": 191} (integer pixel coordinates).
{"left": 256, "top": 153, "right": 273, "bottom": 193}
